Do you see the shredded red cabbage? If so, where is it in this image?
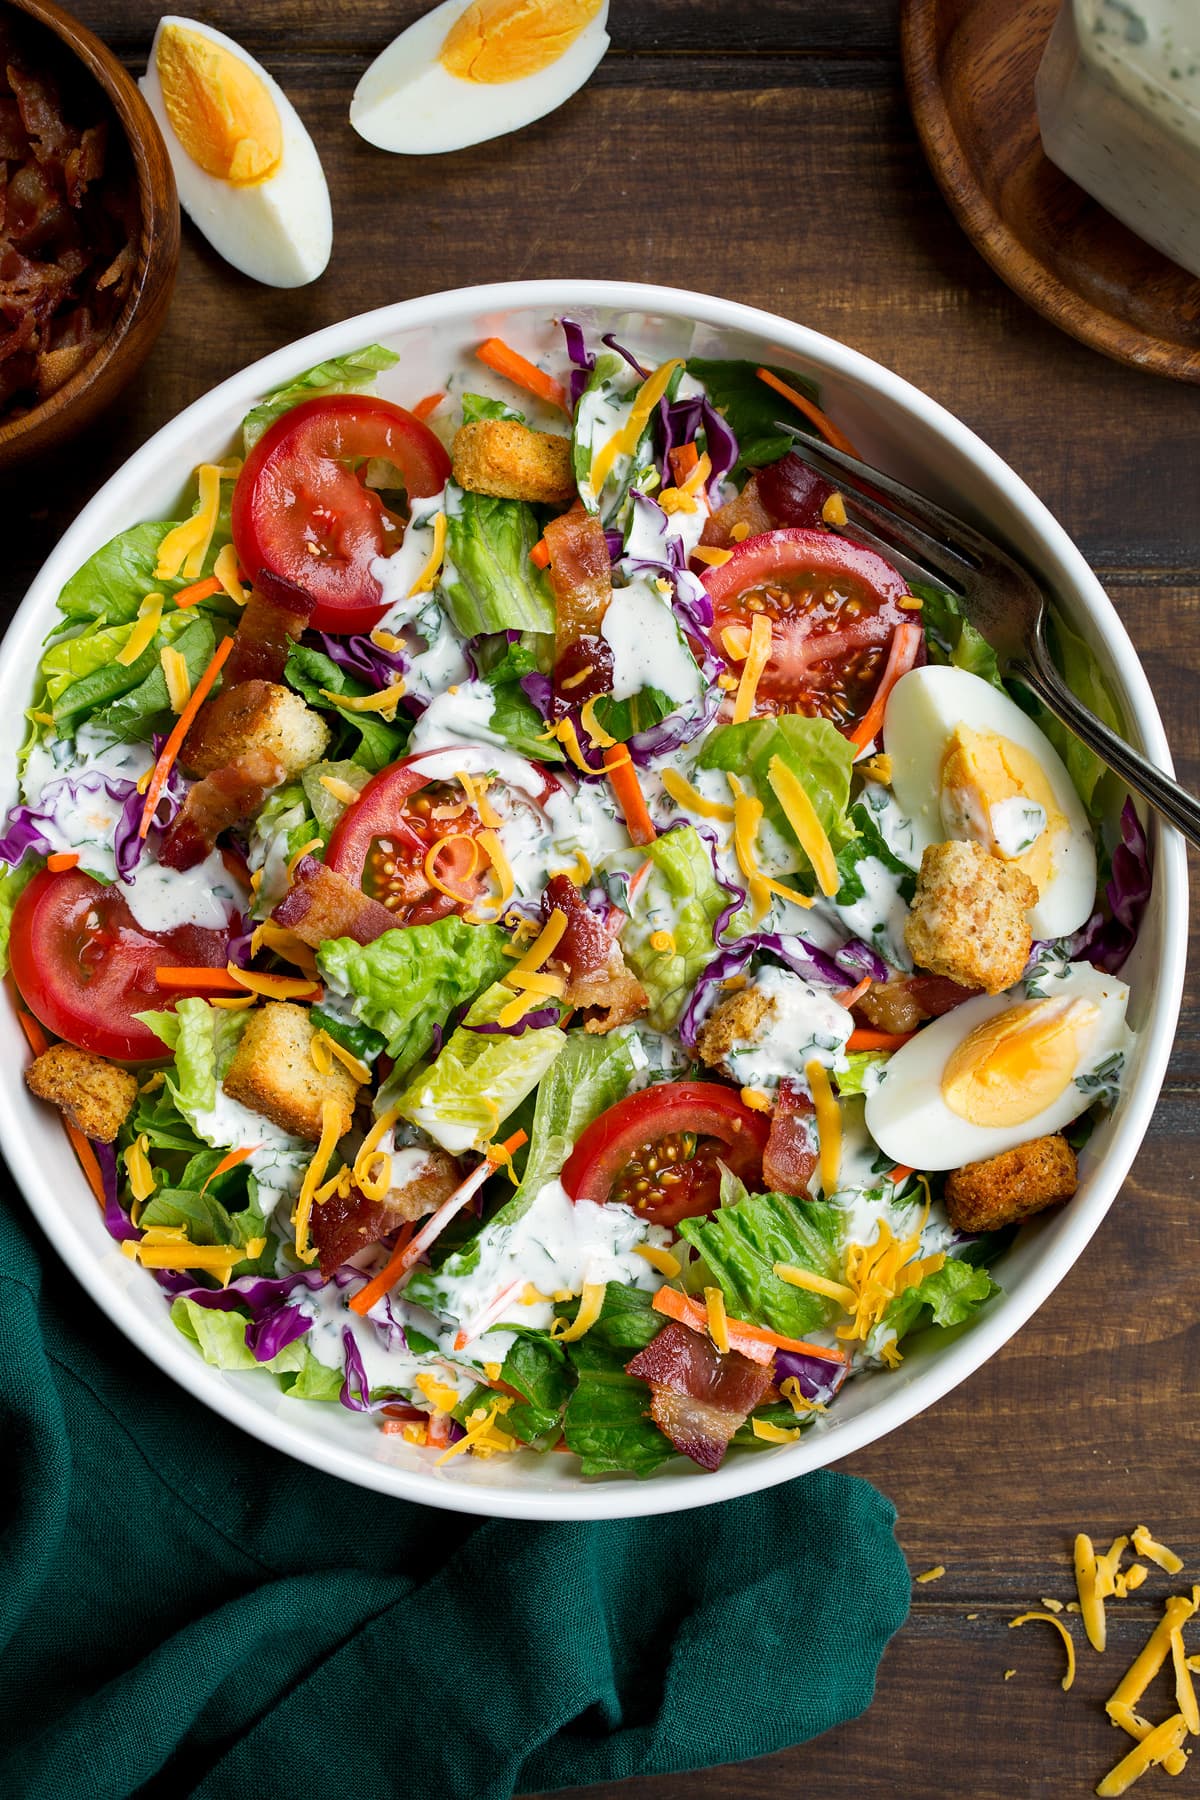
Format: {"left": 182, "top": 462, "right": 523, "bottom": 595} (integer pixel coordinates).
{"left": 339, "top": 1325, "right": 428, "bottom": 1415}
{"left": 772, "top": 1347, "right": 848, "bottom": 1404}
{"left": 91, "top": 1137, "right": 142, "bottom": 1244}
{"left": 601, "top": 332, "right": 650, "bottom": 379}
{"left": 465, "top": 1008, "right": 560, "bottom": 1035}
{"left": 678, "top": 931, "right": 886, "bottom": 1047}
{"left": 658, "top": 392, "right": 739, "bottom": 500}
{"left": 560, "top": 315, "right": 595, "bottom": 409}
{"left": 309, "top": 629, "right": 407, "bottom": 688}
{"left": 1068, "top": 798, "right": 1151, "bottom": 975}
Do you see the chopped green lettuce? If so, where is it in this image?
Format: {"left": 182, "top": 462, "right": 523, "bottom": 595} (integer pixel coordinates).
{"left": 308, "top": 1004, "right": 385, "bottom": 1067}
{"left": 0, "top": 859, "right": 36, "bottom": 977}
{"left": 316, "top": 916, "right": 510, "bottom": 1080}
{"left": 698, "top": 713, "right": 857, "bottom": 885}
{"left": 511, "top": 1026, "right": 642, "bottom": 1209}
{"left": 620, "top": 824, "right": 729, "bottom": 1030}
{"left": 56, "top": 507, "right": 237, "bottom": 629}
{"left": 40, "top": 607, "right": 217, "bottom": 730}
{"left": 284, "top": 642, "right": 408, "bottom": 771}
{"left": 913, "top": 581, "right": 1002, "bottom": 689}
{"left": 884, "top": 1256, "right": 998, "bottom": 1341}
{"left": 241, "top": 343, "right": 400, "bottom": 452}
{"left": 90, "top": 614, "right": 216, "bottom": 741}
{"left": 139, "top": 996, "right": 246, "bottom": 1125}
{"left": 300, "top": 759, "right": 370, "bottom": 834}
{"left": 835, "top": 1050, "right": 891, "bottom": 1097}
{"left": 468, "top": 631, "right": 564, "bottom": 762}
{"left": 460, "top": 392, "right": 525, "bottom": 426}
{"left": 685, "top": 357, "right": 819, "bottom": 476}
{"left": 441, "top": 485, "right": 557, "bottom": 636}
{"left": 562, "top": 1333, "right": 675, "bottom": 1478}
{"left": 171, "top": 1295, "right": 306, "bottom": 1374}
{"left": 392, "top": 981, "right": 566, "bottom": 1154}
{"left": 678, "top": 1174, "right": 843, "bottom": 1339}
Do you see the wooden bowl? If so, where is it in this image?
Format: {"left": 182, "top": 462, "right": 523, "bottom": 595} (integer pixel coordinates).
{"left": 0, "top": 0, "right": 180, "bottom": 470}
{"left": 901, "top": 0, "right": 1200, "bottom": 384}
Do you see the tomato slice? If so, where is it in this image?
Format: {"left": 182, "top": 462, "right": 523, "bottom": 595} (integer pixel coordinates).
{"left": 231, "top": 395, "right": 452, "bottom": 636}
{"left": 10, "top": 869, "right": 234, "bottom": 1062}
{"left": 325, "top": 747, "right": 560, "bottom": 929}
{"left": 702, "top": 527, "right": 911, "bottom": 725}
{"left": 560, "top": 1081, "right": 769, "bottom": 1229}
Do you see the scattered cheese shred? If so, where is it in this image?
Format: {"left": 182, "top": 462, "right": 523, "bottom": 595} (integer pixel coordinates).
{"left": 806, "top": 1060, "right": 842, "bottom": 1196}
{"left": 213, "top": 542, "right": 246, "bottom": 604}
{"left": 160, "top": 645, "right": 192, "bottom": 712}
{"left": 356, "top": 1149, "right": 392, "bottom": 1203}
{"left": 731, "top": 611, "right": 772, "bottom": 724}
{"left": 292, "top": 1099, "right": 345, "bottom": 1263}
{"left": 589, "top": 359, "right": 685, "bottom": 495}
{"left": 549, "top": 1281, "right": 607, "bottom": 1344}
{"left": 634, "top": 1244, "right": 681, "bottom": 1278}
{"left": 858, "top": 751, "right": 893, "bottom": 784}
{"left": 509, "top": 906, "right": 567, "bottom": 977}
{"left": 1010, "top": 1611, "right": 1076, "bottom": 1691}
{"left": 470, "top": 826, "right": 518, "bottom": 922}
{"left": 773, "top": 1259, "right": 857, "bottom": 1309}
{"left": 454, "top": 768, "right": 502, "bottom": 828}
{"left": 1097, "top": 1535, "right": 1131, "bottom": 1599}
{"left": 821, "top": 491, "right": 848, "bottom": 527}
{"left": 154, "top": 463, "right": 223, "bottom": 580}
{"left": 320, "top": 773, "right": 364, "bottom": 807}
{"left": 1172, "top": 1629, "right": 1200, "bottom": 1735}
{"left": 649, "top": 929, "right": 676, "bottom": 953}
{"left": 659, "top": 767, "right": 735, "bottom": 822}
{"left": 228, "top": 964, "right": 320, "bottom": 1001}
{"left": 704, "top": 1285, "right": 731, "bottom": 1354}
{"left": 779, "top": 1377, "right": 826, "bottom": 1416}
{"left": 767, "top": 753, "right": 840, "bottom": 897}
{"left": 691, "top": 544, "right": 733, "bottom": 567}
{"left": 579, "top": 696, "right": 617, "bottom": 749}
{"left": 752, "top": 1418, "right": 802, "bottom": 1444}
{"left": 1097, "top": 1714, "right": 1189, "bottom": 1797}
{"left": 320, "top": 681, "right": 406, "bottom": 719}
{"left": 1133, "top": 1525, "right": 1184, "bottom": 1575}
{"left": 406, "top": 510, "right": 447, "bottom": 596}
{"left": 286, "top": 837, "right": 324, "bottom": 883}
{"left": 1108, "top": 1594, "right": 1197, "bottom": 1717}
{"left": 312, "top": 1030, "right": 370, "bottom": 1085}
{"left": 251, "top": 920, "right": 320, "bottom": 979}
{"left": 1076, "top": 1533, "right": 1106, "bottom": 1653}
{"left": 740, "top": 1085, "right": 771, "bottom": 1112}
{"left": 727, "top": 772, "right": 812, "bottom": 920}
{"left": 123, "top": 1134, "right": 156, "bottom": 1203}
{"left": 415, "top": 1371, "right": 460, "bottom": 1413}
{"left": 916, "top": 1566, "right": 946, "bottom": 1584}
{"left": 837, "top": 1185, "right": 945, "bottom": 1345}
{"left": 116, "top": 594, "right": 164, "bottom": 667}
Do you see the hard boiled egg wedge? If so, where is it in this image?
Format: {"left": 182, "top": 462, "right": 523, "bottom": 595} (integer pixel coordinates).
{"left": 351, "top": 0, "right": 610, "bottom": 154}
{"left": 883, "top": 664, "right": 1096, "bottom": 938}
{"left": 864, "top": 960, "right": 1130, "bottom": 1171}
{"left": 140, "top": 18, "right": 332, "bottom": 288}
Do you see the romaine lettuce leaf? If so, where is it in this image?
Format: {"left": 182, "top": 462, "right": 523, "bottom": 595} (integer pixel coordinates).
{"left": 469, "top": 631, "right": 564, "bottom": 762}
{"left": 284, "top": 642, "right": 409, "bottom": 771}
{"left": 441, "top": 485, "right": 557, "bottom": 636}
{"left": 301, "top": 760, "right": 370, "bottom": 834}
{"left": 56, "top": 514, "right": 237, "bottom": 628}
{"left": 913, "top": 581, "right": 1002, "bottom": 689}
{"left": 41, "top": 607, "right": 215, "bottom": 727}
{"left": 0, "top": 858, "right": 36, "bottom": 977}
{"left": 392, "top": 981, "right": 566, "bottom": 1154}
{"left": 140, "top": 996, "right": 247, "bottom": 1122}
{"left": 316, "top": 916, "right": 511, "bottom": 1080}
{"left": 884, "top": 1255, "right": 998, "bottom": 1341}
{"left": 561, "top": 1333, "right": 675, "bottom": 1477}
{"left": 479, "top": 1331, "right": 571, "bottom": 1444}
{"left": 835, "top": 1050, "right": 890, "bottom": 1097}
{"left": 678, "top": 1174, "right": 843, "bottom": 1338}
{"left": 308, "top": 1004, "right": 385, "bottom": 1067}
{"left": 171, "top": 1295, "right": 309, "bottom": 1374}
{"left": 620, "top": 824, "right": 730, "bottom": 1030}
{"left": 511, "top": 1026, "right": 642, "bottom": 1208}
{"left": 90, "top": 614, "right": 216, "bottom": 741}
{"left": 241, "top": 344, "right": 400, "bottom": 452}
{"left": 698, "top": 713, "right": 857, "bottom": 885}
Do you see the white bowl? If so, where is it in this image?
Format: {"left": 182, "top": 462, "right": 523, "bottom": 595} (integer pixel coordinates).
{"left": 0, "top": 281, "right": 1186, "bottom": 1519}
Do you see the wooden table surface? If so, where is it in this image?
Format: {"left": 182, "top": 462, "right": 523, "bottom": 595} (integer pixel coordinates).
{"left": 5, "top": 2, "right": 1198, "bottom": 1795}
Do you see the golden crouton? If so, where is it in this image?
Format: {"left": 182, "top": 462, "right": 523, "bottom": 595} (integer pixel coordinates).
{"left": 222, "top": 1002, "right": 358, "bottom": 1142}
{"left": 905, "top": 840, "right": 1037, "bottom": 996}
{"left": 945, "top": 1134, "right": 1078, "bottom": 1232}
{"left": 184, "top": 680, "right": 330, "bottom": 780}
{"left": 451, "top": 419, "right": 576, "bottom": 505}
{"left": 696, "top": 987, "right": 775, "bottom": 1075}
{"left": 26, "top": 1044, "right": 137, "bottom": 1144}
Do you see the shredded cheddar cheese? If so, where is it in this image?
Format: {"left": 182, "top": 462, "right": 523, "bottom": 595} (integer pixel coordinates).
{"left": 1132, "top": 1525, "right": 1184, "bottom": 1575}
{"left": 659, "top": 767, "right": 734, "bottom": 822}
{"left": 415, "top": 1371, "right": 460, "bottom": 1413}
{"left": 160, "top": 645, "right": 192, "bottom": 712}
{"left": 704, "top": 1286, "right": 731, "bottom": 1354}
{"left": 1076, "top": 1533, "right": 1106, "bottom": 1652}
{"left": 806, "top": 1060, "right": 842, "bottom": 1195}
{"left": 634, "top": 1245, "right": 681, "bottom": 1278}
{"left": 916, "top": 1566, "right": 946, "bottom": 1584}
{"left": 116, "top": 594, "right": 164, "bottom": 667}
{"left": 740, "top": 1085, "right": 772, "bottom": 1112}
{"left": 752, "top": 1418, "right": 802, "bottom": 1444}
{"left": 407, "top": 510, "right": 447, "bottom": 596}
{"left": 821, "top": 491, "right": 848, "bottom": 527}
{"left": 293, "top": 1098, "right": 345, "bottom": 1262}
{"left": 320, "top": 681, "right": 406, "bottom": 720}
{"left": 767, "top": 754, "right": 840, "bottom": 897}
{"left": 773, "top": 1260, "right": 857, "bottom": 1310}
{"left": 731, "top": 611, "right": 773, "bottom": 724}
{"left": 550, "top": 1281, "right": 607, "bottom": 1343}
{"left": 123, "top": 1134, "right": 156, "bottom": 1203}
{"left": 579, "top": 695, "right": 617, "bottom": 749}
{"left": 726, "top": 773, "right": 812, "bottom": 920}
{"left": 779, "top": 1377, "right": 826, "bottom": 1416}
{"left": 320, "top": 773, "right": 364, "bottom": 807}
{"left": 589, "top": 359, "right": 685, "bottom": 494}
{"left": 154, "top": 463, "right": 224, "bottom": 580}
{"left": 1097, "top": 1715, "right": 1189, "bottom": 1797}
{"left": 213, "top": 542, "right": 246, "bottom": 604}
{"left": 691, "top": 544, "right": 732, "bottom": 567}
{"left": 1009, "top": 1612, "right": 1076, "bottom": 1691}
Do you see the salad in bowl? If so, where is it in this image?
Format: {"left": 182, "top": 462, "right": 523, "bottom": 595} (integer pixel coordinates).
{"left": 3, "top": 303, "right": 1153, "bottom": 1483}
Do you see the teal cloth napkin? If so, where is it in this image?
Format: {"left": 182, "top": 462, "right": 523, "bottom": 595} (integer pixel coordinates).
{"left": 0, "top": 1183, "right": 910, "bottom": 1799}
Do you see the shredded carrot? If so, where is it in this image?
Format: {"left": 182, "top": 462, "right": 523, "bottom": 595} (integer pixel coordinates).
{"left": 201, "top": 1146, "right": 256, "bottom": 1193}
{"left": 755, "top": 366, "right": 859, "bottom": 457}
{"left": 889, "top": 1164, "right": 915, "bottom": 1185}
{"left": 530, "top": 535, "right": 551, "bottom": 569}
{"left": 849, "top": 622, "right": 924, "bottom": 751}
{"left": 174, "top": 574, "right": 221, "bottom": 609}
{"left": 348, "top": 1129, "right": 528, "bottom": 1318}
{"left": 847, "top": 1027, "right": 915, "bottom": 1052}
{"left": 669, "top": 441, "right": 700, "bottom": 483}
{"left": 834, "top": 976, "right": 872, "bottom": 1009}
{"left": 17, "top": 1009, "right": 106, "bottom": 1208}
{"left": 412, "top": 392, "right": 444, "bottom": 420}
{"left": 153, "top": 966, "right": 244, "bottom": 993}
{"left": 476, "top": 337, "right": 568, "bottom": 413}
{"left": 651, "top": 1284, "right": 848, "bottom": 1365}
{"left": 46, "top": 851, "right": 79, "bottom": 872}
{"left": 139, "top": 634, "right": 233, "bottom": 837}
{"left": 604, "top": 748, "right": 657, "bottom": 847}
{"left": 426, "top": 1410, "right": 455, "bottom": 1449}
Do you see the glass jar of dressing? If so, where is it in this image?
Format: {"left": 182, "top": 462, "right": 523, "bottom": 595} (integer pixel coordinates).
{"left": 1036, "top": 0, "right": 1200, "bottom": 279}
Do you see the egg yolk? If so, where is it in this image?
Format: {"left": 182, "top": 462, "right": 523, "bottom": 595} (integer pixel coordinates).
{"left": 156, "top": 24, "right": 283, "bottom": 186}
{"left": 440, "top": 0, "right": 603, "bottom": 83}
{"left": 941, "top": 997, "right": 1098, "bottom": 1127}
{"left": 940, "top": 725, "right": 1065, "bottom": 897}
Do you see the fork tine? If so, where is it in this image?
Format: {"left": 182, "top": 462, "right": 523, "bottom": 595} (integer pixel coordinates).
{"left": 776, "top": 426, "right": 1004, "bottom": 574}
{"left": 834, "top": 513, "right": 963, "bottom": 597}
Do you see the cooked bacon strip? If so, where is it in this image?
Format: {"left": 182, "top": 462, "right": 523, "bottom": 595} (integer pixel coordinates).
{"left": 273, "top": 855, "right": 398, "bottom": 948}
{"left": 541, "top": 873, "right": 647, "bottom": 1033}
{"left": 700, "top": 476, "right": 773, "bottom": 549}
{"left": 700, "top": 451, "right": 837, "bottom": 548}
{"left": 626, "top": 1321, "right": 774, "bottom": 1471}
{"left": 857, "top": 973, "right": 980, "bottom": 1036}
{"left": 762, "top": 1079, "right": 818, "bottom": 1198}
{"left": 158, "top": 747, "right": 284, "bottom": 871}
{"left": 223, "top": 576, "right": 314, "bottom": 684}
{"left": 543, "top": 506, "right": 614, "bottom": 712}
{"left": 312, "top": 1149, "right": 461, "bottom": 1276}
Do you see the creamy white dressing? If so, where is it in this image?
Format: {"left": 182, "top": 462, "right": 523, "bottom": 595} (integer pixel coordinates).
{"left": 402, "top": 599, "right": 471, "bottom": 700}
{"left": 191, "top": 1083, "right": 308, "bottom": 1215}
{"left": 857, "top": 781, "right": 920, "bottom": 868}
{"left": 600, "top": 575, "right": 704, "bottom": 705}
{"left": 823, "top": 854, "right": 912, "bottom": 972}
{"left": 121, "top": 850, "right": 238, "bottom": 934}
{"left": 371, "top": 487, "right": 446, "bottom": 617}
{"left": 407, "top": 679, "right": 505, "bottom": 756}
{"left": 721, "top": 966, "right": 853, "bottom": 1094}
{"left": 989, "top": 796, "right": 1047, "bottom": 859}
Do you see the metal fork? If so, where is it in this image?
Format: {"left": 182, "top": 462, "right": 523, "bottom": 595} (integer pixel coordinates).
{"left": 778, "top": 427, "right": 1200, "bottom": 852}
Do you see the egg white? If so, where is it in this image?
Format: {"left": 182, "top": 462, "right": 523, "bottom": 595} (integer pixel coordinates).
{"left": 350, "top": 0, "right": 610, "bottom": 155}
{"left": 140, "top": 17, "right": 332, "bottom": 289}
{"left": 883, "top": 664, "right": 1097, "bottom": 938}
{"left": 863, "top": 960, "right": 1131, "bottom": 1171}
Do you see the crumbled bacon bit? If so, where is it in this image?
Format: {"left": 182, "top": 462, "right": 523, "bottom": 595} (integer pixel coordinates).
{"left": 312, "top": 1152, "right": 462, "bottom": 1275}
{"left": 0, "top": 13, "right": 136, "bottom": 419}
{"left": 158, "top": 748, "right": 284, "bottom": 871}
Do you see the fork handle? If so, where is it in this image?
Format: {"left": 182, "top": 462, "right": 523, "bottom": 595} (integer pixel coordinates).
{"left": 1011, "top": 638, "right": 1200, "bottom": 853}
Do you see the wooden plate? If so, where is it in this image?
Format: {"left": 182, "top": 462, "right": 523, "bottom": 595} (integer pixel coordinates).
{"left": 900, "top": 0, "right": 1200, "bottom": 383}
